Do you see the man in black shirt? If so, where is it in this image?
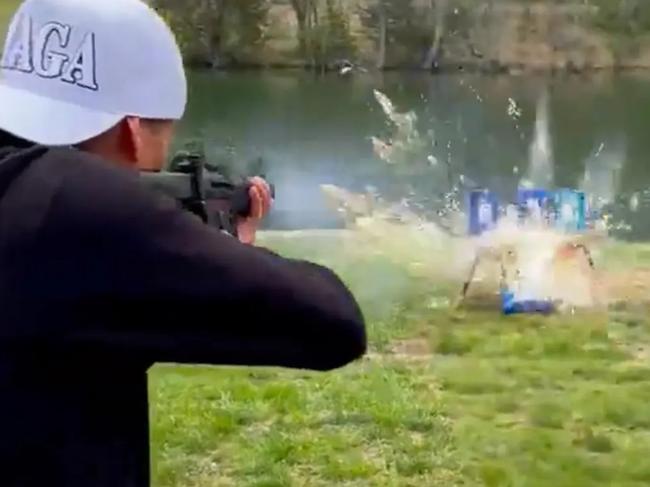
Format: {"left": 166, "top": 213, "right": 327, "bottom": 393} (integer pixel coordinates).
{"left": 0, "top": 0, "right": 367, "bottom": 486}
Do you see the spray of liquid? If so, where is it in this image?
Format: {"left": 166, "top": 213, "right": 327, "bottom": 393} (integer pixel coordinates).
{"left": 580, "top": 137, "right": 628, "bottom": 233}
{"left": 314, "top": 87, "right": 650, "bottom": 312}
{"left": 522, "top": 90, "right": 554, "bottom": 188}
{"left": 323, "top": 89, "right": 619, "bottom": 311}
{"left": 477, "top": 90, "right": 607, "bottom": 309}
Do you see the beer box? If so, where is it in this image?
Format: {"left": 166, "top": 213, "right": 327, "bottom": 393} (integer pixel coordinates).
{"left": 553, "top": 189, "right": 586, "bottom": 233}
{"left": 468, "top": 189, "right": 499, "bottom": 236}
{"left": 517, "top": 188, "right": 554, "bottom": 226}
{"left": 501, "top": 292, "right": 555, "bottom": 315}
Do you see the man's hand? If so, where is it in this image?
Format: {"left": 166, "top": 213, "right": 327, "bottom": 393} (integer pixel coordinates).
{"left": 237, "top": 176, "right": 273, "bottom": 245}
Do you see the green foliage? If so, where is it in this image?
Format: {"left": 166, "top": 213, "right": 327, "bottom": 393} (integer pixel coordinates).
{"left": 148, "top": 0, "right": 650, "bottom": 70}
{"left": 360, "top": 0, "right": 433, "bottom": 67}
{"left": 590, "top": 0, "right": 650, "bottom": 36}
{"left": 156, "top": 0, "right": 358, "bottom": 69}
{"left": 152, "top": 0, "right": 270, "bottom": 67}
{"left": 229, "top": 0, "right": 270, "bottom": 62}
{"left": 359, "top": 0, "right": 480, "bottom": 69}
{"left": 321, "top": 0, "right": 356, "bottom": 62}
{"left": 294, "top": 0, "right": 357, "bottom": 68}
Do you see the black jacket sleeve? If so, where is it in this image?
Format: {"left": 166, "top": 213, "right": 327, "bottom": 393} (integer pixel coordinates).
{"left": 37, "top": 152, "right": 367, "bottom": 371}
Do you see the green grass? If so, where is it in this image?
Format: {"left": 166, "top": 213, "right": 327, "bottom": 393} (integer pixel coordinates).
{"left": 149, "top": 232, "right": 650, "bottom": 486}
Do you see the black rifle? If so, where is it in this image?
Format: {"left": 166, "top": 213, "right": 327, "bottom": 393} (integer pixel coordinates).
{"left": 140, "top": 150, "right": 275, "bottom": 238}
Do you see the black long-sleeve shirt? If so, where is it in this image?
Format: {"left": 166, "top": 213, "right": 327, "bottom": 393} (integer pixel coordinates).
{"left": 0, "top": 142, "right": 367, "bottom": 487}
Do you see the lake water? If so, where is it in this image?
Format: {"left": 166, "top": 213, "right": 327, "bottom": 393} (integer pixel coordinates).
{"left": 176, "top": 70, "right": 650, "bottom": 240}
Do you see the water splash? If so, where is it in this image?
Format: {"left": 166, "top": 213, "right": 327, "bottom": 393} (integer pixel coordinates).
{"left": 318, "top": 177, "right": 606, "bottom": 311}
{"left": 507, "top": 97, "right": 522, "bottom": 120}
{"left": 371, "top": 89, "right": 426, "bottom": 166}
{"left": 507, "top": 97, "right": 526, "bottom": 142}
{"left": 525, "top": 90, "right": 554, "bottom": 187}
{"left": 629, "top": 193, "right": 640, "bottom": 212}
{"left": 459, "top": 78, "right": 484, "bottom": 103}
{"left": 580, "top": 137, "right": 625, "bottom": 211}
{"left": 369, "top": 89, "right": 466, "bottom": 230}
{"left": 344, "top": 89, "right": 629, "bottom": 312}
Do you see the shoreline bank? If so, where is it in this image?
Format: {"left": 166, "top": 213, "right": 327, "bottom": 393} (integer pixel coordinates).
{"left": 184, "top": 63, "right": 650, "bottom": 77}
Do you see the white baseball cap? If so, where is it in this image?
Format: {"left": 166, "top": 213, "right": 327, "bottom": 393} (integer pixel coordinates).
{"left": 0, "top": 0, "right": 187, "bottom": 146}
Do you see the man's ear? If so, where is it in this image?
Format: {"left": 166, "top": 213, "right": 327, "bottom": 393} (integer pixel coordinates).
{"left": 75, "top": 118, "right": 138, "bottom": 168}
{"left": 122, "top": 116, "right": 144, "bottom": 164}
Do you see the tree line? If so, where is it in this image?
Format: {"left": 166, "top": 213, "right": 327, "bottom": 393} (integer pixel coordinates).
{"left": 150, "top": 0, "right": 650, "bottom": 71}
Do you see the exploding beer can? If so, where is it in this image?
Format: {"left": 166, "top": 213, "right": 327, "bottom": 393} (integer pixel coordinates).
{"left": 501, "top": 295, "right": 556, "bottom": 315}
{"left": 553, "top": 189, "right": 586, "bottom": 233}
{"left": 468, "top": 189, "right": 499, "bottom": 236}
{"left": 517, "top": 188, "right": 553, "bottom": 227}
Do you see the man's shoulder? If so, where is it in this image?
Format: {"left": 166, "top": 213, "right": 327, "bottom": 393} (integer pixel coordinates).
{"left": 44, "top": 147, "right": 165, "bottom": 200}
{"left": 29, "top": 147, "right": 181, "bottom": 231}
{"left": 4, "top": 145, "right": 144, "bottom": 204}
{"left": 39, "top": 146, "right": 141, "bottom": 188}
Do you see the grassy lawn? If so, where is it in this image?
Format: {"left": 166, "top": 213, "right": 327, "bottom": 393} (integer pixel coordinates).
{"left": 149, "top": 230, "right": 650, "bottom": 487}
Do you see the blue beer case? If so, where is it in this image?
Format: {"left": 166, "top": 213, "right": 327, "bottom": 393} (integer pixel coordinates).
{"left": 466, "top": 186, "right": 587, "bottom": 314}
{"left": 553, "top": 188, "right": 586, "bottom": 232}
{"left": 517, "top": 188, "right": 553, "bottom": 225}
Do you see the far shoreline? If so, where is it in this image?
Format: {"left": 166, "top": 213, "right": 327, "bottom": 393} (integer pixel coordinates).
{"left": 184, "top": 63, "right": 650, "bottom": 78}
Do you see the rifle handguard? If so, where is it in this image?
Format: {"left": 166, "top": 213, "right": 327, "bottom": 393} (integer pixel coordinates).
{"left": 139, "top": 150, "right": 275, "bottom": 238}
{"left": 214, "top": 181, "right": 276, "bottom": 217}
